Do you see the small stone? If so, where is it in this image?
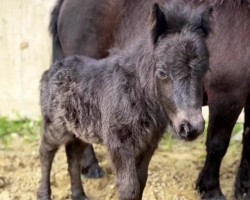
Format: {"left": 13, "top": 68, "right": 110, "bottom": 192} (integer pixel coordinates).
{"left": 0, "top": 177, "right": 7, "bottom": 188}
{"left": 20, "top": 41, "right": 29, "bottom": 50}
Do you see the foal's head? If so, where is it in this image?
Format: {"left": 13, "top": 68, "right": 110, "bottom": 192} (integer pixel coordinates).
{"left": 150, "top": 2, "right": 212, "bottom": 141}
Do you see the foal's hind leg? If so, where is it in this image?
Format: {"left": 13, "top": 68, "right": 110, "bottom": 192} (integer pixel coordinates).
{"left": 65, "top": 138, "right": 88, "bottom": 200}
{"left": 235, "top": 103, "right": 250, "bottom": 199}
{"left": 196, "top": 95, "right": 243, "bottom": 199}
{"left": 81, "top": 145, "right": 104, "bottom": 178}
{"left": 37, "top": 135, "right": 59, "bottom": 200}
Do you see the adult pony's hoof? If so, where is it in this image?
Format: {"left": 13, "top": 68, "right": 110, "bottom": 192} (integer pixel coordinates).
{"left": 196, "top": 185, "right": 226, "bottom": 200}
{"left": 199, "top": 191, "right": 226, "bottom": 200}
{"left": 235, "top": 179, "right": 250, "bottom": 200}
{"left": 196, "top": 186, "right": 226, "bottom": 200}
{"left": 235, "top": 193, "right": 250, "bottom": 200}
{"left": 196, "top": 169, "right": 226, "bottom": 200}
{"left": 82, "top": 163, "right": 104, "bottom": 179}
{"left": 235, "top": 157, "right": 250, "bottom": 200}
{"left": 198, "top": 190, "right": 226, "bottom": 200}
{"left": 196, "top": 180, "right": 226, "bottom": 200}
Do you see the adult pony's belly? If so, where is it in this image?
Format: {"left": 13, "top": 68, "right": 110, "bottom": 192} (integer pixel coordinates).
{"left": 58, "top": 0, "right": 121, "bottom": 59}
{"left": 203, "top": 4, "right": 250, "bottom": 105}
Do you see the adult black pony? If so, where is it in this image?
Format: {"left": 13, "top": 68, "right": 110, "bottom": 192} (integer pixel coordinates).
{"left": 49, "top": 0, "right": 250, "bottom": 199}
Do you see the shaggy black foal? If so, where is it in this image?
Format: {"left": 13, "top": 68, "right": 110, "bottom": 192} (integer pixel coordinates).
{"left": 38, "top": 3, "right": 212, "bottom": 200}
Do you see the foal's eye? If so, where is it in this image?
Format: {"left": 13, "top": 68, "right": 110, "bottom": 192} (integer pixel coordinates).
{"left": 156, "top": 68, "right": 168, "bottom": 79}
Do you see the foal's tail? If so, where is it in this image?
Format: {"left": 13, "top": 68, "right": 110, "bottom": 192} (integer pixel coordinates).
{"left": 49, "top": 0, "right": 64, "bottom": 63}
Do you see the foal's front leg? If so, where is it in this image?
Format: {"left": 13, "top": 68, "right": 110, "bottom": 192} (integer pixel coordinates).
{"left": 65, "top": 139, "right": 88, "bottom": 200}
{"left": 137, "top": 147, "right": 156, "bottom": 199}
{"left": 109, "top": 147, "right": 140, "bottom": 200}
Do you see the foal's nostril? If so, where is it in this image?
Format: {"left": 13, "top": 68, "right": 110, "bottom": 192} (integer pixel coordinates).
{"left": 179, "top": 121, "right": 191, "bottom": 137}
{"left": 178, "top": 120, "right": 203, "bottom": 141}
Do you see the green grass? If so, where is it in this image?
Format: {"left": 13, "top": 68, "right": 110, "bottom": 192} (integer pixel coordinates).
{"left": 232, "top": 123, "right": 243, "bottom": 135}
{"left": 0, "top": 116, "right": 42, "bottom": 147}
{"left": 0, "top": 115, "right": 244, "bottom": 150}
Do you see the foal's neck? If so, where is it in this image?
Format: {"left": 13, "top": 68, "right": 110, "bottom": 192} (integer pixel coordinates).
{"left": 123, "top": 37, "right": 156, "bottom": 95}
{"left": 122, "top": 38, "right": 168, "bottom": 130}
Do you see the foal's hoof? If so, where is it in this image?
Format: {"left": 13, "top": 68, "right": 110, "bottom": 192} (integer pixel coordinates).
{"left": 72, "top": 196, "right": 89, "bottom": 200}
{"left": 37, "top": 195, "right": 51, "bottom": 200}
{"left": 72, "top": 195, "right": 89, "bottom": 200}
{"left": 82, "top": 163, "right": 104, "bottom": 179}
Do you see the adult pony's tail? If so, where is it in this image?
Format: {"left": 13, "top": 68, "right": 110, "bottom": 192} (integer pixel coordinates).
{"left": 49, "top": 0, "right": 64, "bottom": 63}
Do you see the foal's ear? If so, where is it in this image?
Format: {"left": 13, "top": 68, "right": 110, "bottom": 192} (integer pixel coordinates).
{"left": 150, "top": 3, "right": 168, "bottom": 45}
{"left": 199, "top": 6, "right": 213, "bottom": 37}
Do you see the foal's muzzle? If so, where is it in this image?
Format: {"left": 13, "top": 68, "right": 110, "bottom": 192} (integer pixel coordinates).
{"left": 178, "top": 120, "right": 205, "bottom": 141}
{"left": 175, "top": 112, "right": 205, "bottom": 141}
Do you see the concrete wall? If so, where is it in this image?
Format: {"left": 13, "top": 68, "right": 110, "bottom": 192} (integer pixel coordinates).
{"left": 0, "top": 0, "right": 56, "bottom": 119}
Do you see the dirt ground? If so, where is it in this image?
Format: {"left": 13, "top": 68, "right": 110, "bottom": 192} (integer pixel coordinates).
{"left": 0, "top": 135, "right": 242, "bottom": 200}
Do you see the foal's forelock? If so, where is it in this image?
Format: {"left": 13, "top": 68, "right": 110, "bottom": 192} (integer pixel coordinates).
{"left": 155, "top": 36, "right": 209, "bottom": 81}
{"left": 176, "top": 43, "right": 208, "bottom": 81}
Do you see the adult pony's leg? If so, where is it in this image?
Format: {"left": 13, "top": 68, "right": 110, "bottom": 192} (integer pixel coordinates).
{"left": 65, "top": 139, "right": 88, "bottom": 200}
{"left": 196, "top": 94, "right": 244, "bottom": 199}
{"left": 81, "top": 145, "right": 104, "bottom": 178}
{"left": 235, "top": 99, "right": 250, "bottom": 199}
